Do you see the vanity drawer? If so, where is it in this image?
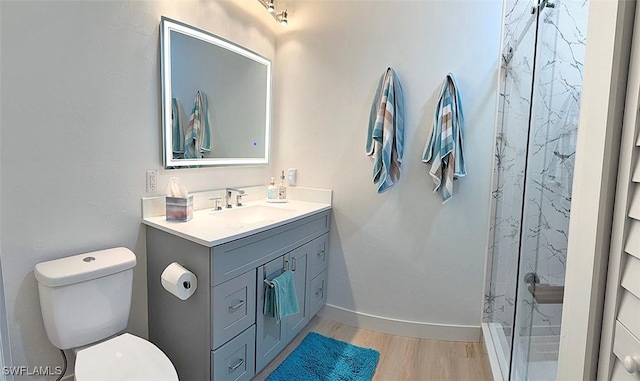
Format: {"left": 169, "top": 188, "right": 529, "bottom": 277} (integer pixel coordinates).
{"left": 211, "top": 211, "right": 330, "bottom": 286}
{"left": 211, "top": 325, "right": 255, "bottom": 381}
{"left": 308, "top": 233, "right": 329, "bottom": 279}
{"left": 308, "top": 269, "right": 328, "bottom": 317}
{"left": 212, "top": 270, "right": 256, "bottom": 349}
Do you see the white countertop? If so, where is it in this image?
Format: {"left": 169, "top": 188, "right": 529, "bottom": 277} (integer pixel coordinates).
{"left": 142, "top": 199, "right": 332, "bottom": 247}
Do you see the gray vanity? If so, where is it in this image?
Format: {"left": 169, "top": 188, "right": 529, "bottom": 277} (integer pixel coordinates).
{"left": 143, "top": 195, "right": 331, "bottom": 381}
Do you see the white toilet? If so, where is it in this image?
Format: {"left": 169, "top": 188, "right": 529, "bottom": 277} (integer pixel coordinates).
{"left": 34, "top": 247, "right": 178, "bottom": 381}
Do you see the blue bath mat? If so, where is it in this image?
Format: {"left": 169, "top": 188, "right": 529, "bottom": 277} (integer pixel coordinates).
{"left": 266, "top": 332, "right": 380, "bottom": 381}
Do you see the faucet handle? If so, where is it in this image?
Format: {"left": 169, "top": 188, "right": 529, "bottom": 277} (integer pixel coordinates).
{"left": 209, "top": 197, "right": 222, "bottom": 211}
{"left": 236, "top": 193, "right": 248, "bottom": 207}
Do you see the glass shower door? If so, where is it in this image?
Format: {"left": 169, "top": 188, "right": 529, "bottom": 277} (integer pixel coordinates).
{"left": 509, "top": 0, "right": 586, "bottom": 379}
{"left": 484, "top": 1, "right": 538, "bottom": 378}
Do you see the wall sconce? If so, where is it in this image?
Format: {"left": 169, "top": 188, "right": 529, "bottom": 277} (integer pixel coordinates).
{"left": 257, "top": 0, "right": 288, "bottom": 26}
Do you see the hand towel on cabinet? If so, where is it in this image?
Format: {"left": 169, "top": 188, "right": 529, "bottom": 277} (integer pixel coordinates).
{"left": 366, "top": 68, "right": 405, "bottom": 193}
{"left": 264, "top": 270, "right": 299, "bottom": 324}
{"left": 422, "top": 73, "right": 466, "bottom": 203}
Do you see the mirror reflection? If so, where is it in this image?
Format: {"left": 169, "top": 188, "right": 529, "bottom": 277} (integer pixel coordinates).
{"left": 160, "top": 17, "right": 271, "bottom": 168}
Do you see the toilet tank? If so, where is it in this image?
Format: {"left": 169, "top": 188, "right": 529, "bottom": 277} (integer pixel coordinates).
{"left": 34, "top": 247, "right": 137, "bottom": 350}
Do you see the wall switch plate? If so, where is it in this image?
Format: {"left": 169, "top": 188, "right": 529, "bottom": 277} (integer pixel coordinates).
{"left": 146, "top": 170, "right": 158, "bottom": 192}
{"left": 287, "top": 168, "right": 297, "bottom": 187}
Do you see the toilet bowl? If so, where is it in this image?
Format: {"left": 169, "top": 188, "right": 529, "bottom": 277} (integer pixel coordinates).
{"left": 34, "top": 248, "right": 177, "bottom": 380}
{"left": 74, "top": 333, "right": 177, "bottom": 381}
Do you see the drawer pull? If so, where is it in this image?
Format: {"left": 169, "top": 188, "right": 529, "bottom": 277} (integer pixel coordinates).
{"left": 623, "top": 355, "right": 640, "bottom": 373}
{"left": 228, "top": 358, "right": 244, "bottom": 371}
{"left": 228, "top": 300, "right": 245, "bottom": 311}
{"left": 317, "top": 250, "right": 324, "bottom": 257}
{"left": 315, "top": 288, "right": 324, "bottom": 297}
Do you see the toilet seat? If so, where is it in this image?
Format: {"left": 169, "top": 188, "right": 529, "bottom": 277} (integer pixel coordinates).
{"left": 74, "top": 333, "right": 178, "bottom": 381}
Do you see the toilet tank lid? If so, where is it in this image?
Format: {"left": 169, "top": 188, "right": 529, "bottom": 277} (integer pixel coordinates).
{"left": 35, "top": 247, "right": 137, "bottom": 287}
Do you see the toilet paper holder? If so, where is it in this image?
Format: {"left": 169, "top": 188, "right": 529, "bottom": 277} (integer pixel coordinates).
{"left": 161, "top": 262, "right": 197, "bottom": 300}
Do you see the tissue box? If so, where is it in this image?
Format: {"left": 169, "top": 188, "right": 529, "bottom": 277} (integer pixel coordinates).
{"left": 166, "top": 195, "right": 193, "bottom": 222}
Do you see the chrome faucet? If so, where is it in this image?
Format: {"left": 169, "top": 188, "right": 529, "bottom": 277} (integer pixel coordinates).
{"left": 225, "top": 188, "right": 246, "bottom": 208}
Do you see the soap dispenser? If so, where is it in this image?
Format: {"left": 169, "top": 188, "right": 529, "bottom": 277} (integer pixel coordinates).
{"left": 267, "top": 177, "right": 277, "bottom": 200}
{"left": 277, "top": 170, "right": 288, "bottom": 200}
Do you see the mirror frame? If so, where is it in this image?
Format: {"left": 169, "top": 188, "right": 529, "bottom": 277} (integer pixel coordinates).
{"left": 160, "top": 17, "right": 272, "bottom": 168}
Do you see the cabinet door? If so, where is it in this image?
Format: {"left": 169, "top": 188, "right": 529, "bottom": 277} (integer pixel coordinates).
{"left": 285, "top": 243, "right": 309, "bottom": 342}
{"left": 255, "top": 255, "right": 287, "bottom": 373}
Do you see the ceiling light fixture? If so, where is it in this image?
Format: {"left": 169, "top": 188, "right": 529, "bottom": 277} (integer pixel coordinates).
{"left": 276, "top": 10, "right": 288, "bottom": 26}
{"left": 257, "top": 0, "right": 288, "bottom": 26}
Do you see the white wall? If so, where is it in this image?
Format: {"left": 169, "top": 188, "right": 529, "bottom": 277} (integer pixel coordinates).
{"left": 274, "top": 1, "right": 502, "bottom": 336}
{"left": 0, "top": 0, "right": 276, "bottom": 375}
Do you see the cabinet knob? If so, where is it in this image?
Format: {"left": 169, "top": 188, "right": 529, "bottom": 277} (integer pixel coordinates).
{"left": 623, "top": 355, "right": 640, "bottom": 373}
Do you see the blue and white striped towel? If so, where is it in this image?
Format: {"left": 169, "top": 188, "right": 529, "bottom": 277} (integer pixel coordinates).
{"left": 365, "top": 68, "right": 405, "bottom": 193}
{"left": 422, "top": 74, "right": 466, "bottom": 203}
{"left": 184, "top": 91, "right": 212, "bottom": 159}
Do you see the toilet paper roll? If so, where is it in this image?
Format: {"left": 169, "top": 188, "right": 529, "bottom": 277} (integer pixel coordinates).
{"left": 161, "top": 262, "right": 197, "bottom": 300}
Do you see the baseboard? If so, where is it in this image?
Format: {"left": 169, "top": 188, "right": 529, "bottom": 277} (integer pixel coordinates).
{"left": 318, "top": 304, "right": 481, "bottom": 342}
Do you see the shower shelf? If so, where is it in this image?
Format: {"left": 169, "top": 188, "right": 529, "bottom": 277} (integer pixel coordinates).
{"left": 528, "top": 284, "right": 564, "bottom": 304}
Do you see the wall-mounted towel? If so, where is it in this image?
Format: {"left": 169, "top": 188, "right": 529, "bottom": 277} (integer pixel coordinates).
{"left": 422, "top": 73, "right": 466, "bottom": 203}
{"left": 184, "top": 91, "right": 212, "bottom": 159}
{"left": 171, "top": 98, "right": 186, "bottom": 159}
{"left": 263, "top": 270, "right": 299, "bottom": 324}
{"left": 366, "top": 68, "right": 405, "bottom": 193}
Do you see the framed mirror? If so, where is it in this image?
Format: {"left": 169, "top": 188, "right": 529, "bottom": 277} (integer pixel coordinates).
{"left": 160, "top": 17, "right": 271, "bottom": 168}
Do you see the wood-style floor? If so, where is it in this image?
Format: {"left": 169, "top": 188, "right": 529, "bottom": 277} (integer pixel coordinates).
{"left": 254, "top": 316, "right": 492, "bottom": 381}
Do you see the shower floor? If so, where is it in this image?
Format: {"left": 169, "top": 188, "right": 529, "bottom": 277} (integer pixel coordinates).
{"left": 482, "top": 322, "right": 559, "bottom": 381}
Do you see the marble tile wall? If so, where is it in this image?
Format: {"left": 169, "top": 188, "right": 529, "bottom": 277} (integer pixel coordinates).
{"left": 518, "top": 0, "right": 588, "bottom": 338}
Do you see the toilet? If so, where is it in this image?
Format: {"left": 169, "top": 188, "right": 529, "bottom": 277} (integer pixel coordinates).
{"left": 34, "top": 247, "right": 178, "bottom": 381}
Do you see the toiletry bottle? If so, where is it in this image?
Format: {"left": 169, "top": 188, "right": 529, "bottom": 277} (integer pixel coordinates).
{"left": 267, "top": 177, "right": 277, "bottom": 200}
{"left": 278, "top": 170, "right": 287, "bottom": 200}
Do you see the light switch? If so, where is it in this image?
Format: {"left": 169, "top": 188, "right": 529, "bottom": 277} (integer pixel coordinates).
{"left": 287, "top": 168, "right": 297, "bottom": 187}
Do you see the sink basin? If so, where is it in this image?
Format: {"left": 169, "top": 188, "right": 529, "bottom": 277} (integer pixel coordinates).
{"left": 214, "top": 205, "right": 296, "bottom": 226}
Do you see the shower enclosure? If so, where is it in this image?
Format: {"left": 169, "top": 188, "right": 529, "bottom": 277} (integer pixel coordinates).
{"left": 483, "top": 0, "right": 589, "bottom": 380}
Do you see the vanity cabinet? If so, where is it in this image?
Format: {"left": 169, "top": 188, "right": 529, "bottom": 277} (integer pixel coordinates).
{"left": 146, "top": 210, "right": 330, "bottom": 381}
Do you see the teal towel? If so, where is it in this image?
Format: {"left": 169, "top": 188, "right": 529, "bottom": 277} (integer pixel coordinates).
{"left": 264, "top": 270, "right": 299, "bottom": 324}
{"left": 264, "top": 281, "right": 275, "bottom": 317}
